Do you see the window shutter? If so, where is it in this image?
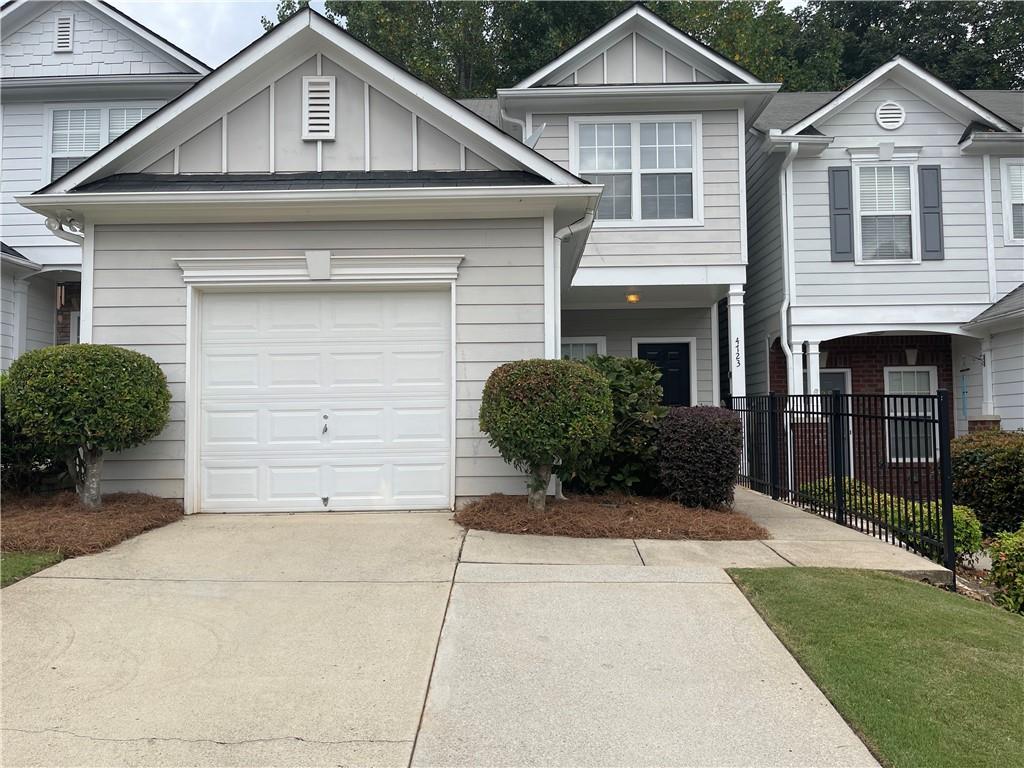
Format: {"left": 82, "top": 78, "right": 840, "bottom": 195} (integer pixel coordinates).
{"left": 828, "top": 167, "right": 854, "bottom": 262}
{"left": 919, "top": 165, "right": 944, "bottom": 260}
{"left": 302, "top": 76, "right": 336, "bottom": 141}
{"left": 54, "top": 14, "right": 74, "bottom": 52}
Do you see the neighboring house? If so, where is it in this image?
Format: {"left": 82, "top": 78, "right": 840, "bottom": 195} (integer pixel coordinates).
{"left": 742, "top": 57, "right": 1024, "bottom": 436}
{"left": 0, "top": 0, "right": 208, "bottom": 368}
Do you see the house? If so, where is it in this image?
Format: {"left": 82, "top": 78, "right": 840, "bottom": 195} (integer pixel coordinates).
{"left": 0, "top": 0, "right": 208, "bottom": 368}
{"left": 742, "top": 57, "right": 1024, "bottom": 438}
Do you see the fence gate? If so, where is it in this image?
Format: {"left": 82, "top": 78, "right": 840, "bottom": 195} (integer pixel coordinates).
{"left": 728, "top": 390, "right": 956, "bottom": 576}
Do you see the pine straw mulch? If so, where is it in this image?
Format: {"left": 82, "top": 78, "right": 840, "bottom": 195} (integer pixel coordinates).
{"left": 454, "top": 493, "right": 769, "bottom": 540}
{"left": 2, "top": 492, "right": 183, "bottom": 557}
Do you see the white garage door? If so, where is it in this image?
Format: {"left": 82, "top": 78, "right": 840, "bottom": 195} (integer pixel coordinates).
{"left": 199, "top": 289, "right": 451, "bottom": 512}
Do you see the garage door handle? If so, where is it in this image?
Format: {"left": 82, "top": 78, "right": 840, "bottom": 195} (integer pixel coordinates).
{"left": 322, "top": 424, "right": 328, "bottom": 435}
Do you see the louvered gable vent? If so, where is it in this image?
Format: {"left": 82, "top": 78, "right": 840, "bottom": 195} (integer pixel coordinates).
{"left": 54, "top": 14, "right": 74, "bottom": 52}
{"left": 875, "top": 101, "right": 906, "bottom": 130}
{"left": 302, "top": 76, "right": 336, "bottom": 141}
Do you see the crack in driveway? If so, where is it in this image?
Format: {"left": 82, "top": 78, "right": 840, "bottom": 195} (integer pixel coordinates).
{"left": 2, "top": 727, "right": 412, "bottom": 747}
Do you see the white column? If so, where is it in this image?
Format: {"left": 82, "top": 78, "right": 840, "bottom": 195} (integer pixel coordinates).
{"left": 11, "top": 278, "right": 30, "bottom": 358}
{"left": 710, "top": 302, "right": 721, "bottom": 405}
{"left": 981, "top": 335, "right": 995, "bottom": 415}
{"left": 806, "top": 341, "right": 821, "bottom": 395}
{"left": 790, "top": 341, "right": 805, "bottom": 396}
{"left": 727, "top": 284, "right": 746, "bottom": 397}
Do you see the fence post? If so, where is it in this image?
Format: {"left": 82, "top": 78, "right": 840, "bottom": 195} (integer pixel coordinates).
{"left": 830, "top": 388, "right": 846, "bottom": 526}
{"left": 767, "top": 393, "right": 781, "bottom": 500}
{"left": 937, "top": 389, "right": 957, "bottom": 581}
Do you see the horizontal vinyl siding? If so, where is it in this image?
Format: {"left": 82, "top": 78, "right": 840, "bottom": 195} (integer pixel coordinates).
{"left": 792, "top": 82, "right": 992, "bottom": 309}
{"left": 991, "top": 326, "right": 1024, "bottom": 431}
{"left": 24, "top": 278, "right": 53, "bottom": 351}
{"left": 1, "top": 271, "right": 14, "bottom": 369}
{"left": 533, "top": 110, "right": 743, "bottom": 268}
{"left": 561, "top": 307, "right": 715, "bottom": 405}
{"left": 742, "top": 131, "right": 784, "bottom": 394}
{"left": 91, "top": 219, "right": 546, "bottom": 503}
{"left": 990, "top": 154, "right": 1024, "bottom": 298}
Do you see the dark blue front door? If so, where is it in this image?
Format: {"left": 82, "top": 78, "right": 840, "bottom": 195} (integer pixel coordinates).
{"left": 637, "top": 342, "right": 691, "bottom": 406}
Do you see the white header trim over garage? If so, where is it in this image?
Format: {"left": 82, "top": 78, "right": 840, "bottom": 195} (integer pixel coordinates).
{"left": 173, "top": 252, "right": 465, "bottom": 285}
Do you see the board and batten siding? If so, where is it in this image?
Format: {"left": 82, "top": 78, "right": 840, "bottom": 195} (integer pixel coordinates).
{"left": 791, "top": 82, "right": 993, "bottom": 307}
{"left": 90, "top": 218, "right": 545, "bottom": 502}
{"left": 561, "top": 307, "right": 715, "bottom": 405}
{"left": 532, "top": 110, "right": 743, "bottom": 268}
{"left": 741, "top": 131, "right": 785, "bottom": 394}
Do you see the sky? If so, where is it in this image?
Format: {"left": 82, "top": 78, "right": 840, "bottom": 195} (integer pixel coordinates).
{"left": 110, "top": 0, "right": 806, "bottom": 70}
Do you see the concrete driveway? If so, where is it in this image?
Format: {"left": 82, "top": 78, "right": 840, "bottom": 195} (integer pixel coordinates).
{"left": 3, "top": 501, "right": 880, "bottom": 768}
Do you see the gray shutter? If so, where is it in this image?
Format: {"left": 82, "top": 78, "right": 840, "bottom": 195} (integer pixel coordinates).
{"left": 919, "top": 165, "right": 944, "bottom": 260}
{"left": 828, "top": 167, "right": 854, "bottom": 262}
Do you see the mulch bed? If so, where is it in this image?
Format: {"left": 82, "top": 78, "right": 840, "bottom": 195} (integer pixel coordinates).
{"left": 1, "top": 492, "right": 183, "bottom": 557}
{"left": 454, "top": 493, "right": 769, "bottom": 540}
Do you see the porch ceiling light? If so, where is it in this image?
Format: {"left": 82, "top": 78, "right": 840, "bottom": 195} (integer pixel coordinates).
{"left": 625, "top": 292, "right": 641, "bottom": 304}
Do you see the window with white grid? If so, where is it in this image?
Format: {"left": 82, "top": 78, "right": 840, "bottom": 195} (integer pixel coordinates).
{"left": 572, "top": 115, "right": 701, "bottom": 225}
{"left": 884, "top": 367, "right": 937, "bottom": 462}
{"left": 561, "top": 337, "right": 606, "bottom": 361}
{"left": 858, "top": 165, "right": 914, "bottom": 261}
{"left": 109, "top": 106, "right": 157, "bottom": 140}
{"left": 1001, "top": 160, "right": 1024, "bottom": 243}
{"left": 50, "top": 108, "right": 102, "bottom": 180}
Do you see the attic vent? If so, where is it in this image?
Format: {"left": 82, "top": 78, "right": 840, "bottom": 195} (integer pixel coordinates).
{"left": 302, "top": 76, "right": 336, "bottom": 141}
{"left": 54, "top": 14, "right": 74, "bottom": 52}
{"left": 875, "top": 101, "right": 906, "bottom": 130}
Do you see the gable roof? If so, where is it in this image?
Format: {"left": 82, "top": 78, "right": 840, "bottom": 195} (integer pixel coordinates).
{"left": 0, "top": 0, "right": 210, "bottom": 75}
{"left": 35, "top": 8, "right": 583, "bottom": 195}
{"left": 513, "top": 3, "right": 760, "bottom": 88}
{"left": 964, "top": 284, "right": 1024, "bottom": 329}
{"left": 783, "top": 57, "right": 1019, "bottom": 135}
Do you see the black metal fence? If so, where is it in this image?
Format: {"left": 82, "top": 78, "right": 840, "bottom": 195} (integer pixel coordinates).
{"left": 727, "top": 390, "right": 956, "bottom": 575}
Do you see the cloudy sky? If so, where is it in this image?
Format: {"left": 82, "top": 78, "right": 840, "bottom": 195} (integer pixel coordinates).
{"left": 110, "top": 0, "right": 804, "bottom": 70}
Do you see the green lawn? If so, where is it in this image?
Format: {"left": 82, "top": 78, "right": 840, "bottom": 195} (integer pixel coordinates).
{"left": 0, "top": 551, "right": 62, "bottom": 587}
{"left": 730, "top": 568, "right": 1023, "bottom": 768}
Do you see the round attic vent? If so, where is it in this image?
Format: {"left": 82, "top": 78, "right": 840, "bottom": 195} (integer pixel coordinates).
{"left": 876, "top": 101, "right": 906, "bottom": 130}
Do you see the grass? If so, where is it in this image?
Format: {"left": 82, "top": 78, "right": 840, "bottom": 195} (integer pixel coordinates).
{"left": 1, "top": 551, "right": 62, "bottom": 587}
{"left": 730, "top": 568, "right": 1023, "bottom": 768}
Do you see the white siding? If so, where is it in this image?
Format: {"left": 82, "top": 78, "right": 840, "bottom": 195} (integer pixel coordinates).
{"left": 90, "top": 218, "right": 546, "bottom": 501}
{"left": 1, "top": 1, "right": 192, "bottom": 78}
{"left": 561, "top": 307, "right": 715, "bottom": 405}
{"left": 989, "top": 154, "right": 1024, "bottom": 299}
{"left": 991, "top": 326, "right": 1024, "bottom": 431}
{"left": 741, "top": 131, "right": 785, "bottom": 393}
{"left": 791, "top": 81, "right": 992, "bottom": 308}
{"left": 539, "top": 32, "right": 716, "bottom": 86}
{"left": 24, "top": 277, "right": 54, "bottom": 351}
{"left": 1, "top": 270, "right": 14, "bottom": 368}
{"left": 952, "top": 334, "right": 983, "bottom": 436}
{"left": 534, "top": 110, "right": 744, "bottom": 268}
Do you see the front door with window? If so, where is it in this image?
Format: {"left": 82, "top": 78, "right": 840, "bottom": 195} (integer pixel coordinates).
{"left": 637, "top": 342, "right": 691, "bottom": 406}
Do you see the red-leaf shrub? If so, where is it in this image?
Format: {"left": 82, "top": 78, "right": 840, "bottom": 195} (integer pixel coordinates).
{"left": 657, "top": 406, "right": 742, "bottom": 509}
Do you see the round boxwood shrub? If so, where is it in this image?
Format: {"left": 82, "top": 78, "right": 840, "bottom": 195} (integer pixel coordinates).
{"left": 479, "top": 359, "right": 613, "bottom": 511}
{"left": 951, "top": 430, "right": 1024, "bottom": 534}
{"left": 657, "top": 406, "right": 742, "bottom": 509}
{"left": 988, "top": 524, "right": 1024, "bottom": 614}
{"left": 5, "top": 344, "right": 171, "bottom": 508}
{"left": 568, "top": 355, "right": 666, "bottom": 494}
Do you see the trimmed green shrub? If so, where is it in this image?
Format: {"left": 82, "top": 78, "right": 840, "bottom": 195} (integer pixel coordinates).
{"left": 987, "top": 525, "right": 1024, "bottom": 613}
{"left": 566, "top": 355, "right": 667, "bottom": 494}
{"left": 5, "top": 345, "right": 171, "bottom": 508}
{"left": 0, "top": 372, "right": 61, "bottom": 493}
{"left": 951, "top": 430, "right": 1024, "bottom": 534}
{"left": 798, "top": 477, "right": 983, "bottom": 566}
{"left": 657, "top": 406, "right": 742, "bottom": 508}
{"left": 479, "top": 359, "right": 613, "bottom": 511}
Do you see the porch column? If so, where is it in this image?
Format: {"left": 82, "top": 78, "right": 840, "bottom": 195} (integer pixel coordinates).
{"left": 806, "top": 341, "right": 821, "bottom": 395}
{"left": 981, "top": 335, "right": 995, "bottom": 415}
{"left": 790, "top": 341, "right": 805, "bottom": 397}
{"left": 727, "top": 284, "right": 746, "bottom": 397}
{"left": 11, "top": 278, "right": 29, "bottom": 358}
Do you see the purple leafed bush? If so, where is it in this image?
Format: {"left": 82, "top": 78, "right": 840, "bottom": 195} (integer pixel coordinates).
{"left": 657, "top": 406, "right": 743, "bottom": 509}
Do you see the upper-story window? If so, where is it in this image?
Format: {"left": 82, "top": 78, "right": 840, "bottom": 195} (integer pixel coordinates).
{"left": 570, "top": 114, "right": 703, "bottom": 227}
{"left": 49, "top": 105, "right": 157, "bottom": 180}
{"left": 1000, "top": 159, "right": 1024, "bottom": 244}
{"left": 853, "top": 163, "right": 919, "bottom": 262}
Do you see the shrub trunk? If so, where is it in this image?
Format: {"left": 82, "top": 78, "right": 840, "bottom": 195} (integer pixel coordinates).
{"left": 528, "top": 465, "right": 552, "bottom": 512}
{"left": 66, "top": 447, "right": 104, "bottom": 509}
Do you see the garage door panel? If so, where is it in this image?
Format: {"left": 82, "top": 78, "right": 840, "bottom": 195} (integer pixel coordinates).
{"left": 199, "top": 289, "right": 452, "bottom": 512}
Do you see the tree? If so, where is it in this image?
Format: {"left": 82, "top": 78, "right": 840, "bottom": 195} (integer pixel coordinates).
{"left": 5, "top": 345, "right": 171, "bottom": 508}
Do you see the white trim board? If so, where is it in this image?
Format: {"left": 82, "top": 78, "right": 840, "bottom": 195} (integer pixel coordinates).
{"left": 631, "top": 336, "right": 699, "bottom": 407}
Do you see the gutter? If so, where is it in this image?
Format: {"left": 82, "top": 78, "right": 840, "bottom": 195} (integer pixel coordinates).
{"left": 497, "top": 83, "right": 782, "bottom": 99}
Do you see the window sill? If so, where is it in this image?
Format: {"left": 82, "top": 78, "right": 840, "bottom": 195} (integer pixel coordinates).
{"left": 853, "top": 258, "right": 921, "bottom": 266}
{"left": 593, "top": 218, "right": 705, "bottom": 230}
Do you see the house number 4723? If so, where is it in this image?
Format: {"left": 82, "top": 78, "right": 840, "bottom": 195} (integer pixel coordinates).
{"left": 735, "top": 337, "right": 742, "bottom": 368}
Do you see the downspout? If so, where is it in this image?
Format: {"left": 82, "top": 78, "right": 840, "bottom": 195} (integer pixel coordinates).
{"left": 45, "top": 214, "right": 84, "bottom": 245}
{"left": 554, "top": 209, "right": 595, "bottom": 242}
{"left": 777, "top": 141, "right": 799, "bottom": 393}
{"left": 500, "top": 108, "right": 527, "bottom": 142}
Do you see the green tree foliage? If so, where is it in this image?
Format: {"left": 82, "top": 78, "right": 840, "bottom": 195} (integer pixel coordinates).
{"left": 261, "top": 1, "right": 1023, "bottom": 95}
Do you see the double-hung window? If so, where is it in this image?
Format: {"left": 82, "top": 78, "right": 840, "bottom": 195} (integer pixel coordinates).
{"left": 572, "top": 115, "right": 702, "bottom": 226}
{"left": 1000, "top": 159, "right": 1024, "bottom": 244}
{"left": 857, "top": 164, "right": 915, "bottom": 261}
{"left": 49, "top": 105, "right": 158, "bottom": 180}
{"left": 561, "top": 337, "right": 607, "bottom": 361}
{"left": 884, "top": 366, "right": 937, "bottom": 462}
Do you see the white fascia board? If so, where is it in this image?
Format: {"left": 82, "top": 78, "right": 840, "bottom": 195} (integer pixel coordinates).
{"left": 499, "top": 83, "right": 779, "bottom": 101}
{"left": 785, "top": 57, "right": 1017, "bottom": 136}
{"left": 571, "top": 264, "right": 747, "bottom": 287}
{"left": 513, "top": 5, "right": 760, "bottom": 88}
{"left": 761, "top": 132, "right": 833, "bottom": 156}
{"left": 17, "top": 184, "right": 601, "bottom": 225}
{"left": 960, "top": 133, "right": 1024, "bottom": 155}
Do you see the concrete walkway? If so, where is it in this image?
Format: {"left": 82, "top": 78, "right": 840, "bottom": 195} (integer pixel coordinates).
{"left": 0, "top": 490, "right": 916, "bottom": 767}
